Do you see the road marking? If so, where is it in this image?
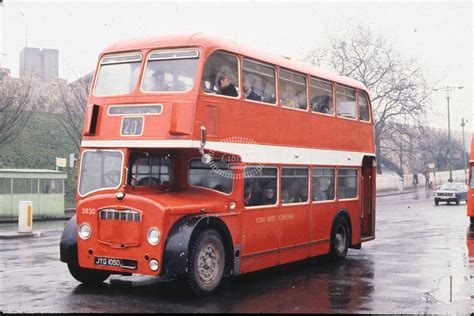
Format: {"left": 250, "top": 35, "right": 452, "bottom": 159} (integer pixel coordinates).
{"left": 0, "top": 267, "right": 42, "bottom": 274}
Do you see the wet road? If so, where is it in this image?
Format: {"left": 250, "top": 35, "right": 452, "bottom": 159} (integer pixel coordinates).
{"left": 1, "top": 190, "right": 473, "bottom": 313}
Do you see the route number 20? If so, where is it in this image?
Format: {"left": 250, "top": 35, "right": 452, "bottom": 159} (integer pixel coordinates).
{"left": 121, "top": 117, "right": 144, "bottom": 136}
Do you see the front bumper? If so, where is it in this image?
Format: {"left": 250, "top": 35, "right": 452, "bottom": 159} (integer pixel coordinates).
{"left": 434, "top": 196, "right": 458, "bottom": 202}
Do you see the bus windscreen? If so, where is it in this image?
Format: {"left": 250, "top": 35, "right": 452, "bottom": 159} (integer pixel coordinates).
{"left": 141, "top": 49, "right": 199, "bottom": 93}
{"left": 94, "top": 53, "right": 142, "bottom": 96}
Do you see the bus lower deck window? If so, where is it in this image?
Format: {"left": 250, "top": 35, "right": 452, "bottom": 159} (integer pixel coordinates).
{"left": 281, "top": 167, "right": 309, "bottom": 204}
{"left": 338, "top": 168, "right": 358, "bottom": 199}
{"left": 189, "top": 159, "right": 233, "bottom": 194}
{"left": 244, "top": 167, "right": 278, "bottom": 207}
{"left": 128, "top": 152, "right": 173, "bottom": 187}
{"left": 312, "top": 168, "right": 335, "bottom": 201}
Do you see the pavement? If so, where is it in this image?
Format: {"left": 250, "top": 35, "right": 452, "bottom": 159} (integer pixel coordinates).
{"left": 0, "top": 220, "right": 68, "bottom": 239}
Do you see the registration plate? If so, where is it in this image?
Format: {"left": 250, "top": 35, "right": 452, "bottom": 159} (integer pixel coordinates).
{"left": 94, "top": 256, "right": 137, "bottom": 270}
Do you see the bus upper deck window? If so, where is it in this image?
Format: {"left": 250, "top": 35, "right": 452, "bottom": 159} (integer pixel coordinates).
{"left": 358, "top": 91, "right": 370, "bottom": 122}
{"left": 336, "top": 85, "right": 356, "bottom": 119}
{"left": 279, "top": 70, "right": 307, "bottom": 110}
{"left": 201, "top": 51, "right": 240, "bottom": 98}
{"left": 243, "top": 59, "right": 276, "bottom": 104}
{"left": 310, "top": 77, "right": 334, "bottom": 115}
{"left": 94, "top": 53, "right": 142, "bottom": 96}
{"left": 142, "top": 49, "right": 199, "bottom": 93}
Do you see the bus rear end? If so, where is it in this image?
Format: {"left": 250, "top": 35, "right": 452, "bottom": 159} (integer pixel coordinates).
{"left": 468, "top": 135, "right": 474, "bottom": 224}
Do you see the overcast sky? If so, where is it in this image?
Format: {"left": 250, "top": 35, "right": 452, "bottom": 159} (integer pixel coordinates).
{"left": 0, "top": 0, "right": 472, "bottom": 133}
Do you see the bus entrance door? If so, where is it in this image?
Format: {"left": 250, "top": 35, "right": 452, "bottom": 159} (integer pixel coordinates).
{"left": 361, "top": 157, "right": 375, "bottom": 240}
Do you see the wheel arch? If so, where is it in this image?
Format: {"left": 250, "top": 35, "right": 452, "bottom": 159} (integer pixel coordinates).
{"left": 60, "top": 215, "right": 78, "bottom": 264}
{"left": 332, "top": 209, "right": 353, "bottom": 245}
{"left": 162, "top": 215, "right": 235, "bottom": 278}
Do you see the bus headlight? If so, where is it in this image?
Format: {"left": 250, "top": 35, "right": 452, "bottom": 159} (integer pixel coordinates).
{"left": 149, "top": 259, "right": 159, "bottom": 271}
{"left": 147, "top": 228, "right": 161, "bottom": 246}
{"left": 78, "top": 223, "right": 92, "bottom": 240}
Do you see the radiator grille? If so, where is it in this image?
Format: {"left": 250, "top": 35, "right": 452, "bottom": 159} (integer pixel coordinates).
{"left": 99, "top": 209, "right": 141, "bottom": 222}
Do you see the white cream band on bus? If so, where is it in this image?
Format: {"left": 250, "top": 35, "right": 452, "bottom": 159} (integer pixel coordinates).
{"left": 81, "top": 139, "right": 374, "bottom": 166}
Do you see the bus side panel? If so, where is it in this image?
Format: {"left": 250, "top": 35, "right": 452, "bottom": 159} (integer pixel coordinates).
{"left": 240, "top": 253, "right": 279, "bottom": 274}
{"left": 278, "top": 204, "right": 310, "bottom": 265}
{"left": 240, "top": 207, "right": 279, "bottom": 274}
{"left": 241, "top": 103, "right": 280, "bottom": 145}
{"left": 309, "top": 203, "right": 334, "bottom": 256}
{"left": 359, "top": 122, "right": 375, "bottom": 154}
{"left": 279, "top": 108, "right": 311, "bottom": 148}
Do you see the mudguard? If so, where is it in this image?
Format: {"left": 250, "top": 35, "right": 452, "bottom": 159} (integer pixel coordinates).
{"left": 162, "top": 215, "right": 234, "bottom": 277}
{"left": 60, "top": 215, "right": 78, "bottom": 264}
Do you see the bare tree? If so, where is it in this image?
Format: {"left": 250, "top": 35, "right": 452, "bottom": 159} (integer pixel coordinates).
{"left": 417, "top": 127, "right": 465, "bottom": 172}
{"left": 57, "top": 72, "right": 93, "bottom": 150}
{"left": 303, "top": 22, "right": 431, "bottom": 174}
{"left": 0, "top": 76, "right": 34, "bottom": 145}
{"left": 379, "top": 122, "right": 420, "bottom": 177}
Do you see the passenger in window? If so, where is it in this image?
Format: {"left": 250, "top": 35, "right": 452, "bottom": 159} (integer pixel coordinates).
{"left": 217, "top": 73, "right": 238, "bottom": 97}
{"left": 296, "top": 91, "right": 307, "bottom": 110}
{"left": 152, "top": 70, "right": 171, "bottom": 91}
{"left": 263, "top": 83, "right": 276, "bottom": 103}
{"left": 314, "top": 189, "right": 327, "bottom": 201}
{"left": 297, "top": 186, "right": 308, "bottom": 202}
{"left": 314, "top": 178, "right": 334, "bottom": 201}
{"left": 243, "top": 78, "right": 262, "bottom": 101}
{"left": 311, "top": 95, "right": 333, "bottom": 114}
{"left": 282, "top": 189, "right": 295, "bottom": 204}
{"left": 281, "top": 85, "right": 297, "bottom": 108}
{"left": 249, "top": 181, "right": 263, "bottom": 206}
{"left": 326, "top": 180, "right": 335, "bottom": 200}
{"left": 261, "top": 186, "right": 276, "bottom": 205}
{"left": 339, "top": 178, "right": 356, "bottom": 199}
{"left": 244, "top": 188, "right": 252, "bottom": 206}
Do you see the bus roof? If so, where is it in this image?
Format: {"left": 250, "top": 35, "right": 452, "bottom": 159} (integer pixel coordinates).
{"left": 101, "top": 33, "right": 369, "bottom": 92}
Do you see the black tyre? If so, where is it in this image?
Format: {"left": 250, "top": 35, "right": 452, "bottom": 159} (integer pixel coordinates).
{"left": 329, "top": 216, "right": 350, "bottom": 261}
{"left": 184, "top": 229, "right": 225, "bottom": 297}
{"left": 470, "top": 217, "right": 474, "bottom": 224}
{"left": 434, "top": 199, "right": 439, "bottom": 206}
{"left": 67, "top": 262, "right": 110, "bottom": 285}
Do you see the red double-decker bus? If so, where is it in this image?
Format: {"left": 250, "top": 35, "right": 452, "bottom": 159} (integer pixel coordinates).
{"left": 468, "top": 135, "right": 474, "bottom": 223}
{"left": 60, "top": 34, "right": 376, "bottom": 296}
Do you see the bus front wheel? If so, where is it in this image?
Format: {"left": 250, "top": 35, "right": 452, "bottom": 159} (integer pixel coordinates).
{"left": 184, "top": 229, "right": 225, "bottom": 297}
{"left": 329, "top": 216, "right": 350, "bottom": 261}
{"left": 470, "top": 217, "right": 474, "bottom": 224}
{"left": 67, "top": 263, "right": 110, "bottom": 285}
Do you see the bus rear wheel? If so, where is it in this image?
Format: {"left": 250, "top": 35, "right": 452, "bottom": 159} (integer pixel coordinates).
{"left": 67, "top": 262, "right": 110, "bottom": 285}
{"left": 184, "top": 229, "right": 225, "bottom": 297}
{"left": 329, "top": 216, "right": 350, "bottom": 261}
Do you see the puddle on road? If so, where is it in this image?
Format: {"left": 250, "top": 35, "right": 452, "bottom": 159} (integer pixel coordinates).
{"left": 424, "top": 225, "right": 474, "bottom": 305}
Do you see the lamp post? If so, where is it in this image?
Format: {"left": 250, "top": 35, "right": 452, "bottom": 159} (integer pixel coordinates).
{"left": 461, "top": 117, "right": 468, "bottom": 182}
{"left": 433, "top": 85, "right": 463, "bottom": 182}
